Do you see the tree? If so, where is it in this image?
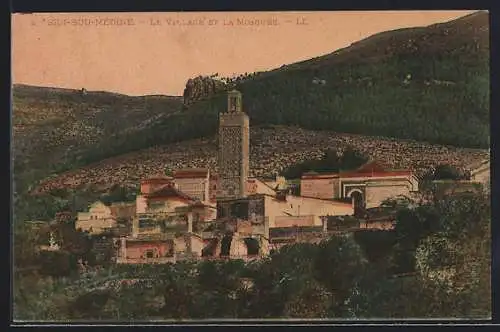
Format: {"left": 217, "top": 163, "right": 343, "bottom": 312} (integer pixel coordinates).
{"left": 245, "top": 243, "right": 320, "bottom": 318}
{"left": 351, "top": 188, "right": 491, "bottom": 318}
{"left": 413, "top": 189, "right": 491, "bottom": 318}
{"left": 339, "top": 147, "right": 368, "bottom": 171}
{"left": 425, "top": 164, "right": 467, "bottom": 181}
{"left": 313, "top": 234, "right": 368, "bottom": 316}
{"left": 13, "top": 221, "right": 41, "bottom": 269}
{"left": 100, "top": 185, "right": 135, "bottom": 205}
{"left": 283, "top": 279, "right": 333, "bottom": 318}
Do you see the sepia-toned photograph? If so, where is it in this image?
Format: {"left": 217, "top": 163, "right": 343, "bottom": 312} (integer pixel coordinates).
{"left": 11, "top": 10, "right": 490, "bottom": 322}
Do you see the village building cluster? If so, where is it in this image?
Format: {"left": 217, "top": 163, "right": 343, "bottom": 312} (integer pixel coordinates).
{"left": 36, "top": 90, "right": 490, "bottom": 265}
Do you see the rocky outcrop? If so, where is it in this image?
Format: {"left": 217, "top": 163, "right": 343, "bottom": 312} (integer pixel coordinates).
{"left": 183, "top": 76, "right": 227, "bottom": 106}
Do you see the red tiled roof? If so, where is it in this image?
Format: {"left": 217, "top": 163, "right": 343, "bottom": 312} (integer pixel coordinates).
{"left": 144, "top": 184, "right": 196, "bottom": 202}
{"left": 301, "top": 161, "right": 413, "bottom": 180}
{"left": 340, "top": 161, "right": 412, "bottom": 178}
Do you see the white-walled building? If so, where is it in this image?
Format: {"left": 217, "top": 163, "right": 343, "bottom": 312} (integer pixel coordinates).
{"left": 172, "top": 168, "right": 211, "bottom": 203}
{"left": 76, "top": 201, "right": 135, "bottom": 234}
{"left": 301, "top": 161, "right": 419, "bottom": 214}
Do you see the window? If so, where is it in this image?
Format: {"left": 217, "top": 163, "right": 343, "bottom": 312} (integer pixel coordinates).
{"left": 217, "top": 205, "right": 225, "bottom": 218}
{"left": 145, "top": 250, "right": 154, "bottom": 258}
{"left": 231, "top": 201, "right": 249, "bottom": 219}
{"left": 139, "top": 219, "right": 156, "bottom": 229}
{"left": 230, "top": 97, "right": 238, "bottom": 112}
{"left": 149, "top": 201, "right": 166, "bottom": 210}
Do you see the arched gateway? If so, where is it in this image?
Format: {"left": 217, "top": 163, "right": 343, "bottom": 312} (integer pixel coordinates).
{"left": 347, "top": 189, "right": 365, "bottom": 217}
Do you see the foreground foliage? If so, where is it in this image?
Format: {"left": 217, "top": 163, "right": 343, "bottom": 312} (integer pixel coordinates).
{"left": 13, "top": 187, "right": 490, "bottom": 321}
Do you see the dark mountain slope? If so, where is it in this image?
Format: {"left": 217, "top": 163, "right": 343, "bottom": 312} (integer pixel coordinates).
{"left": 12, "top": 84, "right": 183, "bottom": 193}
{"left": 94, "top": 11, "right": 488, "bottom": 166}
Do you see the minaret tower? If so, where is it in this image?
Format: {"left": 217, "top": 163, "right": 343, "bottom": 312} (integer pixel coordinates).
{"left": 218, "top": 90, "right": 250, "bottom": 199}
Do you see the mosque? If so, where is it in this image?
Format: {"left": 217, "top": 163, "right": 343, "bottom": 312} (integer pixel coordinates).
{"left": 76, "top": 90, "right": 419, "bottom": 264}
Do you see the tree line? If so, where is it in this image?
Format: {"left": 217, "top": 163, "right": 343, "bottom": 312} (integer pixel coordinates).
{"left": 13, "top": 185, "right": 490, "bottom": 320}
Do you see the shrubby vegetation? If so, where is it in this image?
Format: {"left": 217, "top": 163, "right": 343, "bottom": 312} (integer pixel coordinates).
{"left": 13, "top": 184, "right": 136, "bottom": 225}
{"left": 422, "top": 163, "right": 470, "bottom": 181}
{"left": 13, "top": 186, "right": 490, "bottom": 320}
{"left": 280, "top": 147, "right": 368, "bottom": 179}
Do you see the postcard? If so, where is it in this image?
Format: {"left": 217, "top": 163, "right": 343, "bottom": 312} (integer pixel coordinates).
{"left": 11, "top": 10, "right": 490, "bottom": 323}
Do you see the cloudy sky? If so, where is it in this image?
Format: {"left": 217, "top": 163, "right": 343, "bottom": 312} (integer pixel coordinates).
{"left": 12, "top": 10, "right": 476, "bottom": 96}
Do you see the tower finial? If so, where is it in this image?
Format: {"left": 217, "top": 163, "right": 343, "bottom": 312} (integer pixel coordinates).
{"left": 227, "top": 89, "right": 242, "bottom": 113}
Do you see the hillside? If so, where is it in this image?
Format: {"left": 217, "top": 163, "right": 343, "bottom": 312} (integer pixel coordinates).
{"left": 193, "top": 11, "right": 489, "bottom": 144}
{"left": 12, "top": 12, "right": 489, "bottom": 196}
{"left": 12, "top": 84, "right": 183, "bottom": 193}
{"left": 34, "top": 125, "right": 487, "bottom": 195}
{"left": 82, "top": 11, "right": 489, "bottom": 170}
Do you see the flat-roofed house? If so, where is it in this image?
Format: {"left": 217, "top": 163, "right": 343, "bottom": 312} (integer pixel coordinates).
{"left": 300, "top": 161, "right": 419, "bottom": 215}
{"left": 76, "top": 201, "right": 135, "bottom": 234}
{"left": 134, "top": 182, "right": 216, "bottom": 236}
{"left": 116, "top": 181, "right": 216, "bottom": 264}
{"left": 172, "top": 168, "right": 211, "bottom": 204}
{"left": 212, "top": 192, "right": 354, "bottom": 259}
